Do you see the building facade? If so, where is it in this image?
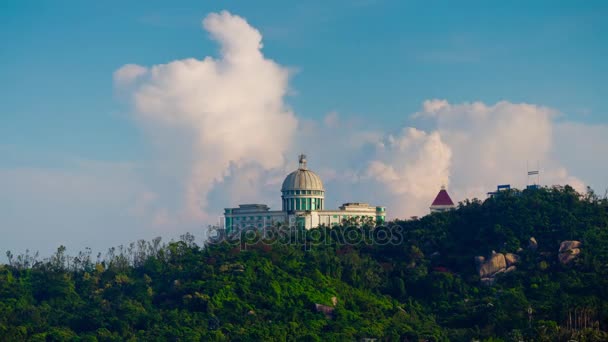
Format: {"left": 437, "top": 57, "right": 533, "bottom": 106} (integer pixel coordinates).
{"left": 224, "top": 155, "right": 386, "bottom": 232}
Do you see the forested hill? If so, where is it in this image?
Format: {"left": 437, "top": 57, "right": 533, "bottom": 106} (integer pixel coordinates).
{"left": 2, "top": 186, "right": 608, "bottom": 341}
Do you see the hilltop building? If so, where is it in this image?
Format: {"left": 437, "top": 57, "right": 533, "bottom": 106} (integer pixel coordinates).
{"left": 430, "top": 186, "right": 455, "bottom": 213}
{"left": 224, "top": 155, "right": 386, "bottom": 232}
{"left": 487, "top": 184, "right": 511, "bottom": 197}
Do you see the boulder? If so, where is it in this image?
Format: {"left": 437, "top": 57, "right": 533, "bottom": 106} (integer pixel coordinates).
{"left": 528, "top": 237, "right": 538, "bottom": 250}
{"left": 504, "top": 253, "right": 520, "bottom": 267}
{"left": 494, "top": 268, "right": 506, "bottom": 276}
{"left": 478, "top": 253, "right": 507, "bottom": 278}
{"left": 558, "top": 240, "right": 582, "bottom": 265}
{"left": 559, "top": 240, "right": 582, "bottom": 253}
{"left": 559, "top": 247, "right": 582, "bottom": 265}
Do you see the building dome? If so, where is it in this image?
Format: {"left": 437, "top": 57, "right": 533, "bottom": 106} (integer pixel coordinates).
{"left": 281, "top": 169, "right": 324, "bottom": 192}
{"left": 281, "top": 155, "right": 324, "bottom": 191}
{"left": 281, "top": 154, "right": 325, "bottom": 212}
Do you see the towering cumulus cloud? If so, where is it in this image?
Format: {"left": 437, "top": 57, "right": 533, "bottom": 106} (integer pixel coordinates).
{"left": 367, "top": 128, "right": 452, "bottom": 216}
{"left": 368, "top": 99, "right": 586, "bottom": 217}
{"left": 415, "top": 99, "right": 585, "bottom": 199}
{"left": 114, "top": 11, "right": 591, "bottom": 224}
{"left": 114, "top": 11, "right": 297, "bottom": 222}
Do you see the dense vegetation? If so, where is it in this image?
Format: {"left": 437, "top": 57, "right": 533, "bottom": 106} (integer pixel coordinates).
{"left": 1, "top": 186, "right": 608, "bottom": 341}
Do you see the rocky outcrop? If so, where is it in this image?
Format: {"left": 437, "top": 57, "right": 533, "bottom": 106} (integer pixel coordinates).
{"left": 559, "top": 240, "right": 582, "bottom": 253}
{"left": 475, "top": 251, "right": 520, "bottom": 285}
{"left": 558, "top": 240, "right": 582, "bottom": 265}
{"left": 505, "top": 253, "right": 520, "bottom": 267}
{"left": 478, "top": 253, "right": 507, "bottom": 278}
{"left": 528, "top": 237, "right": 538, "bottom": 250}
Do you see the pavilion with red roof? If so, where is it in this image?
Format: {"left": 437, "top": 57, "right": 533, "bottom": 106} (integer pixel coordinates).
{"left": 430, "top": 186, "right": 455, "bottom": 213}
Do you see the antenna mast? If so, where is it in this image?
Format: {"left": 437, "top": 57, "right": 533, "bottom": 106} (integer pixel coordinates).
{"left": 527, "top": 160, "right": 540, "bottom": 189}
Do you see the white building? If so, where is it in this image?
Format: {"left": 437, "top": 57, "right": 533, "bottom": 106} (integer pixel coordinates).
{"left": 224, "top": 155, "right": 386, "bottom": 232}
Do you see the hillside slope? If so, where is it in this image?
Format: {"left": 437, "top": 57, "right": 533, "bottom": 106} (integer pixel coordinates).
{"left": 1, "top": 186, "right": 607, "bottom": 341}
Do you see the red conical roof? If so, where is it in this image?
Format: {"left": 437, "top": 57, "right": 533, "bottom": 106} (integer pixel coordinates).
{"left": 431, "top": 188, "right": 454, "bottom": 206}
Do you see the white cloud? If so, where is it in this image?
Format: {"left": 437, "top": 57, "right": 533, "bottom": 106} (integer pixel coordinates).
{"left": 366, "top": 128, "right": 452, "bottom": 216}
{"left": 413, "top": 99, "right": 449, "bottom": 117}
{"left": 361, "top": 100, "right": 596, "bottom": 218}
{"left": 552, "top": 121, "right": 608, "bottom": 193}
{"left": 115, "top": 11, "right": 297, "bottom": 222}
{"left": 113, "top": 12, "right": 602, "bottom": 226}
{"left": 413, "top": 100, "right": 584, "bottom": 205}
{"left": 113, "top": 64, "right": 148, "bottom": 87}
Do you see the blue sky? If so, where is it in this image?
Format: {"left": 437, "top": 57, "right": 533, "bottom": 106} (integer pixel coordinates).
{"left": 1, "top": 0, "right": 607, "bottom": 256}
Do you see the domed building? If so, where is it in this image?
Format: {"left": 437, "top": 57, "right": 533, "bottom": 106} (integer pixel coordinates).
{"left": 224, "top": 154, "right": 386, "bottom": 232}
{"left": 281, "top": 154, "right": 325, "bottom": 212}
